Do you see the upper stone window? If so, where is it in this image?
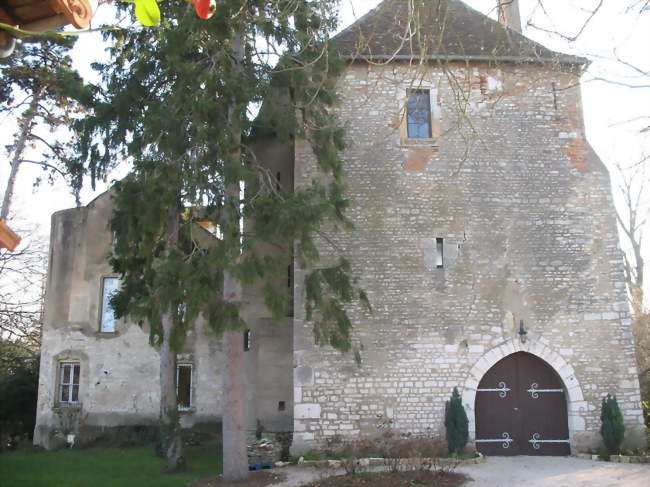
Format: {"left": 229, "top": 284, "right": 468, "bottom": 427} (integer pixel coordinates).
{"left": 407, "top": 90, "right": 432, "bottom": 139}
{"left": 100, "top": 277, "right": 120, "bottom": 332}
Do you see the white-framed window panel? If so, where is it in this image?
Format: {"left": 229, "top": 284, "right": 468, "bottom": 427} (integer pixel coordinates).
{"left": 100, "top": 277, "right": 120, "bottom": 332}
{"left": 176, "top": 363, "right": 193, "bottom": 410}
{"left": 59, "top": 362, "right": 80, "bottom": 404}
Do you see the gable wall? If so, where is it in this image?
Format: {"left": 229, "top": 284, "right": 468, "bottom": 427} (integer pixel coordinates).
{"left": 291, "top": 61, "right": 644, "bottom": 453}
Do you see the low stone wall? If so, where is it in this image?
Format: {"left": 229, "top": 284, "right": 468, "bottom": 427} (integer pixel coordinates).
{"left": 37, "top": 421, "right": 222, "bottom": 450}
{"left": 297, "top": 454, "right": 485, "bottom": 469}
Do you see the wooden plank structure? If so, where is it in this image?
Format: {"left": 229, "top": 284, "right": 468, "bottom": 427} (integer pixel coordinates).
{"left": 0, "top": 0, "right": 93, "bottom": 56}
{"left": 0, "top": 219, "right": 21, "bottom": 251}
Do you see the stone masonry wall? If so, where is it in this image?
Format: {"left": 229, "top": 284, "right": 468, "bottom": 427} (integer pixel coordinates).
{"left": 291, "top": 61, "right": 644, "bottom": 453}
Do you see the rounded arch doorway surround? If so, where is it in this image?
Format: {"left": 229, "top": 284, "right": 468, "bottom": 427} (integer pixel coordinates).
{"left": 474, "top": 352, "right": 570, "bottom": 455}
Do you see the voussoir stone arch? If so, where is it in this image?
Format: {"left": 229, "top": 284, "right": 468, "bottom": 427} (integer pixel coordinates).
{"left": 461, "top": 338, "right": 587, "bottom": 451}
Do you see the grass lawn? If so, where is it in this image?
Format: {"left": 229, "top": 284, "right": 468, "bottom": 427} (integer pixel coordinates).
{"left": 0, "top": 442, "right": 223, "bottom": 487}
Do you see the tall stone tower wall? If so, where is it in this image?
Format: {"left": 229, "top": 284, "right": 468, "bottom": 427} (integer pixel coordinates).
{"left": 291, "top": 61, "right": 644, "bottom": 453}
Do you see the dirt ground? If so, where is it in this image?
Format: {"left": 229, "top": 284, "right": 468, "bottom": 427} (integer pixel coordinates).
{"left": 190, "top": 470, "right": 287, "bottom": 487}
{"left": 296, "top": 470, "right": 467, "bottom": 487}
{"left": 192, "top": 457, "right": 650, "bottom": 487}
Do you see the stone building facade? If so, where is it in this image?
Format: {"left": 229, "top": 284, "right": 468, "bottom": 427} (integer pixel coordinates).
{"left": 34, "top": 0, "right": 644, "bottom": 454}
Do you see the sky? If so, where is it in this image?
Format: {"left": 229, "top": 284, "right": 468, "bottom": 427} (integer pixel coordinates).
{"left": 1, "top": 0, "right": 649, "bottom": 277}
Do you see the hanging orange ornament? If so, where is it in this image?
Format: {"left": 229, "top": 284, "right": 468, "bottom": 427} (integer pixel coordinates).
{"left": 192, "top": 0, "right": 217, "bottom": 19}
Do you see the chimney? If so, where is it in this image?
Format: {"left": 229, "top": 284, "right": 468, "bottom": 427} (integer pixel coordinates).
{"left": 497, "top": 0, "right": 522, "bottom": 33}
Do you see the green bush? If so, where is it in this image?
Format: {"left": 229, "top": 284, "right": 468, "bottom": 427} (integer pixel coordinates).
{"left": 0, "top": 356, "right": 39, "bottom": 449}
{"left": 445, "top": 387, "right": 468, "bottom": 455}
{"left": 600, "top": 394, "right": 625, "bottom": 454}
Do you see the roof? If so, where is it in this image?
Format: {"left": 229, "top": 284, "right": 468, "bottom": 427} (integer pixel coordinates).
{"left": 0, "top": 0, "right": 92, "bottom": 29}
{"left": 333, "top": 0, "right": 586, "bottom": 66}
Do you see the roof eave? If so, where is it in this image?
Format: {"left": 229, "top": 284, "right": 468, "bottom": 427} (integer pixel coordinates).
{"left": 339, "top": 53, "right": 588, "bottom": 66}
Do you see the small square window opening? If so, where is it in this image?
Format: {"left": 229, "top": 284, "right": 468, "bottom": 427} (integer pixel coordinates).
{"left": 278, "top": 401, "right": 286, "bottom": 411}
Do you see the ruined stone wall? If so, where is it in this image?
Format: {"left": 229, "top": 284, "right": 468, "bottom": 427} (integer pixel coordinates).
{"left": 291, "top": 61, "right": 645, "bottom": 453}
{"left": 34, "top": 189, "right": 295, "bottom": 447}
{"left": 33, "top": 193, "right": 225, "bottom": 447}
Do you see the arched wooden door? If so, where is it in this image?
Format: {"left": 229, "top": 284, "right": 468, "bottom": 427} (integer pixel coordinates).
{"left": 475, "top": 352, "right": 570, "bottom": 456}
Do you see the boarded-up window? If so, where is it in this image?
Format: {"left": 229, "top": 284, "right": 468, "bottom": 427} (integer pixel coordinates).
{"left": 407, "top": 90, "right": 432, "bottom": 138}
{"left": 59, "top": 362, "right": 80, "bottom": 404}
{"left": 100, "top": 277, "right": 120, "bottom": 332}
{"left": 176, "top": 364, "right": 192, "bottom": 410}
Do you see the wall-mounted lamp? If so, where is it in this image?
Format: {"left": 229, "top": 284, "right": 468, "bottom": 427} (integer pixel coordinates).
{"left": 518, "top": 319, "right": 528, "bottom": 343}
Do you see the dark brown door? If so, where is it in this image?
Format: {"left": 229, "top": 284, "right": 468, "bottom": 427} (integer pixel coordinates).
{"left": 475, "top": 352, "right": 570, "bottom": 456}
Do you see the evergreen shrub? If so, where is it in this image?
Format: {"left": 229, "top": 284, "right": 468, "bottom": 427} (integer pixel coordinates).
{"left": 601, "top": 394, "right": 625, "bottom": 454}
{"left": 445, "top": 387, "right": 469, "bottom": 455}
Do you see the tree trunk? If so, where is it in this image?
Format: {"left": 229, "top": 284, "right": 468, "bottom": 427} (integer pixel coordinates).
{"left": 222, "top": 325, "right": 247, "bottom": 482}
{"left": 157, "top": 203, "right": 184, "bottom": 470}
{"left": 1, "top": 89, "right": 42, "bottom": 221}
{"left": 221, "top": 31, "right": 249, "bottom": 483}
{"left": 158, "top": 311, "right": 184, "bottom": 470}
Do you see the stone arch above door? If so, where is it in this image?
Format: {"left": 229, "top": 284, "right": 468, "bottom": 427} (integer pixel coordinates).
{"left": 461, "top": 338, "right": 587, "bottom": 450}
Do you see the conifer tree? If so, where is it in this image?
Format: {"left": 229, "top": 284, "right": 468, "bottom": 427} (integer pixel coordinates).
{"left": 70, "top": 1, "right": 368, "bottom": 479}
{"left": 600, "top": 394, "right": 625, "bottom": 454}
{"left": 0, "top": 37, "right": 92, "bottom": 220}
{"left": 445, "top": 387, "right": 469, "bottom": 455}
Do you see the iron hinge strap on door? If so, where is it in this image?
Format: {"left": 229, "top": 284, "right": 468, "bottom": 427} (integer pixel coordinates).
{"left": 475, "top": 432, "right": 513, "bottom": 449}
{"left": 529, "top": 433, "right": 570, "bottom": 449}
{"left": 527, "top": 382, "right": 564, "bottom": 399}
{"left": 477, "top": 381, "right": 510, "bottom": 398}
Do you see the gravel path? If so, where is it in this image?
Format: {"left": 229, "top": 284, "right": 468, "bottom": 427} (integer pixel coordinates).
{"left": 270, "top": 466, "right": 323, "bottom": 487}
{"left": 271, "top": 457, "right": 650, "bottom": 487}
{"left": 458, "top": 456, "right": 649, "bottom": 487}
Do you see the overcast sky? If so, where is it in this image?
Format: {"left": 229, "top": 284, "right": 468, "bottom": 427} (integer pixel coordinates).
{"left": 1, "top": 0, "right": 649, "bottom": 263}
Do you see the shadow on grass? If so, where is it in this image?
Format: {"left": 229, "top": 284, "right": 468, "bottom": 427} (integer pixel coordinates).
{"left": 0, "top": 442, "right": 223, "bottom": 487}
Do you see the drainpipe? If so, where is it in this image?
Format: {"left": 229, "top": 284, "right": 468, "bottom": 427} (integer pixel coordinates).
{"left": 497, "top": 0, "right": 522, "bottom": 33}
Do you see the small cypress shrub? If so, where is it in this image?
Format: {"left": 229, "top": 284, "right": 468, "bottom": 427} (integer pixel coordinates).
{"left": 445, "top": 387, "right": 469, "bottom": 455}
{"left": 600, "top": 394, "right": 625, "bottom": 454}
